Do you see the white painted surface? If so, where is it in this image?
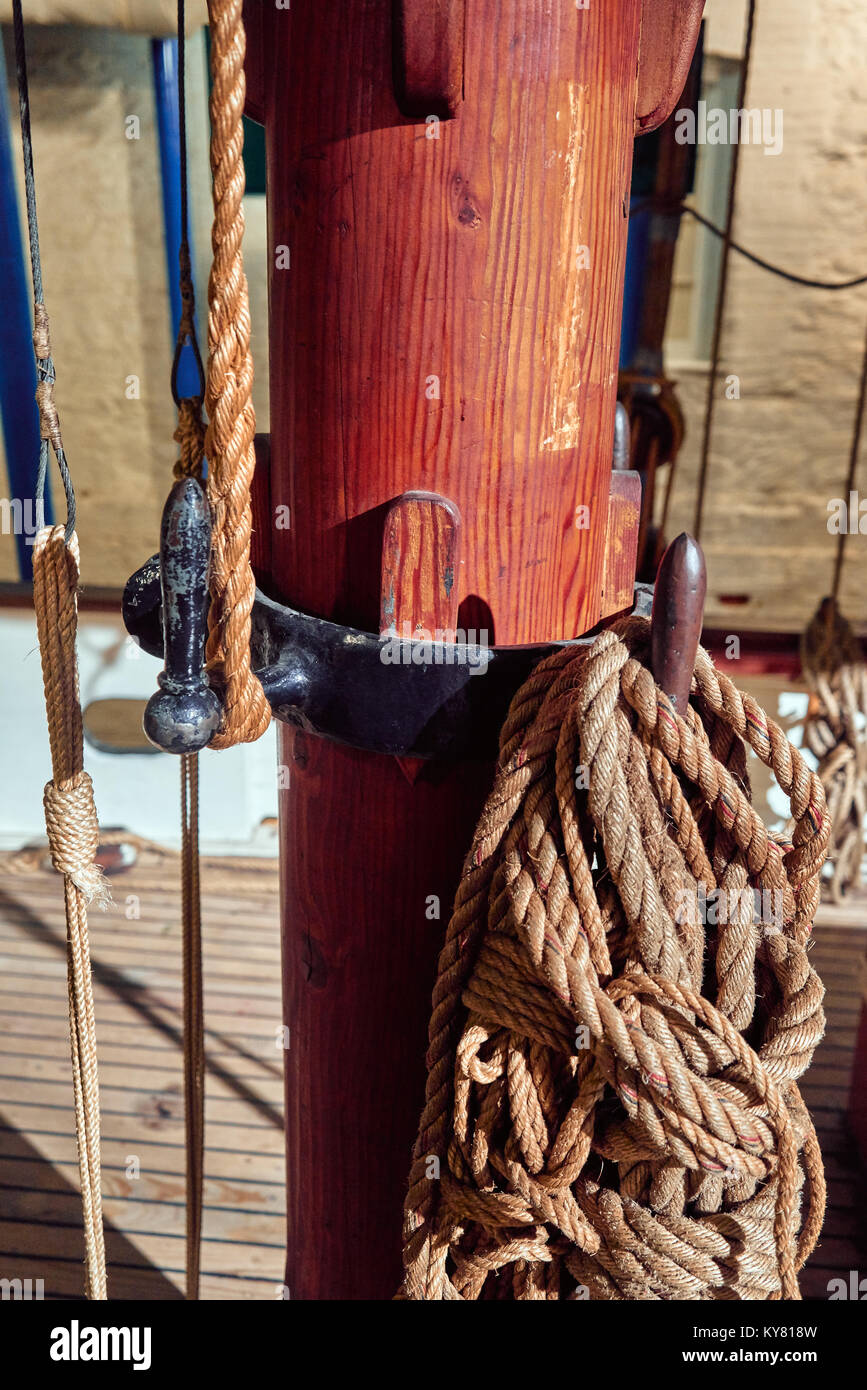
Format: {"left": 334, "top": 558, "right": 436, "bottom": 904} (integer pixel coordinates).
{"left": 0, "top": 610, "right": 279, "bottom": 854}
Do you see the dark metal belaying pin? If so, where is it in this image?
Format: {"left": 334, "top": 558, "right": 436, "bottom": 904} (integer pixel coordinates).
{"left": 650, "top": 532, "right": 707, "bottom": 717}
{"left": 143, "top": 477, "right": 221, "bottom": 753}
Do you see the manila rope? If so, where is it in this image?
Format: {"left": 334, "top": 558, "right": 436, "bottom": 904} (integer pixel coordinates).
{"left": 401, "top": 621, "right": 829, "bottom": 1299}
{"left": 203, "top": 0, "right": 270, "bottom": 749}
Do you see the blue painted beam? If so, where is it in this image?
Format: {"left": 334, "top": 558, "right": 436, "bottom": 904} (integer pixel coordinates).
{"left": 152, "top": 36, "right": 201, "bottom": 401}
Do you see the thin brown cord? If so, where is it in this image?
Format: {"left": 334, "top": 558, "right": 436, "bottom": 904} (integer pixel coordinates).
{"left": 174, "top": 390, "right": 207, "bottom": 1302}
{"left": 171, "top": 210, "right": 207, "bottom": 1298}
{"left": 204, "top": 0, "right": 270, "bottom": 748}
{"left": 401, "top": 618, "right": 829, "bottom": 1300}
{"left": 171, "top": 4, "right": 208, "bottom": 1288}
{"left": 32, "top": 526, "right": 108, "bottom": 1301}
{"left": 181, "top": 751, "right": 205, "bottom": 1298}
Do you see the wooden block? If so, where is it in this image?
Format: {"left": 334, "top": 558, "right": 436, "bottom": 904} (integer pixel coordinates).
{"left": 635, "top": 0, "right": 706, "bottom": 135}
{"left": 393, "top": 0, "right": 465, "bottom": 117}
{"left": 600, "top": 471, "right": 641, "bottom": 619}
{"left": 650, "top": 532, "right": 707, "bottom": 715}
{"left": 380, "top": 491, "right": 461, "bottom": 784}
{"left": 380, "top": 491, "right": 461, "bottom": 638}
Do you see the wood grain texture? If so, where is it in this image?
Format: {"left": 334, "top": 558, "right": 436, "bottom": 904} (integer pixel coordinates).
{"left": 242, "top": 0, "right": 265, "bottom": 124}
{"left": 249, "top": 433, "right": 272, "bottom": 579}
{"left": 635, "top": 0, "right": 706, "bottom": 134}
{"left": 279, "top": 727, "right": 496, "bottom": 1299}
{"left": 380, "top": 492, "right": 461, "bottom": 636}
{"left": 261, "top": 0, "right": 644, "bottom": 646}
{"left": 600, "top": 470, "right": 641, "bottom": 619}
{"left": 249, "top": 0, "right": 705, "bottom": 1301}
{"left": 380, "top": 492, "right": 461, "bottom": 784}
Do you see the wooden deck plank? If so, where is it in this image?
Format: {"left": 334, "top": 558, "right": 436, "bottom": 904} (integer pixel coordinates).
{"left": 1, "top": 850, "right": 865, "bottom": 1301}
{"left": 0, "top": 1254, "right": 278, "bottom": 1301}
{"left": 0, "top": 1128, "right": 285, "bottom": 1184}
{"left": 0, "top": 1055, "right": 284, "bottom": 1101}
{"left": 0, "top": 849, "right": 285, "bottom": 1300}
{"left": 0, "top": 1158, "right": 283, "bottom": 1211}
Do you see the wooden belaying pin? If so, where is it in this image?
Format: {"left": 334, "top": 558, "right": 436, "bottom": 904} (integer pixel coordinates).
{"left": 612, "top": 400, "right": 630, "bottom": 472}
{"left": 143, "top": 477, "right": 222, "bottom": 753}
{"left": 650, "top": 531, "right": 707, "bottom": 717}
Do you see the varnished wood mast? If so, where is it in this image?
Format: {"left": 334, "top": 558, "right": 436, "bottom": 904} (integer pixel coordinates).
{"left": 244, "top": 0, "right": 705, "bottom": 1299}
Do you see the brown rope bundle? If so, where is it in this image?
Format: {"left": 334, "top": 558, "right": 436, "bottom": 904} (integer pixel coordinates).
{"left": 401, "top": 617, "right": 829, "bottom": 1301}
{"left": 802, "top": 597, "right": 867, "bottom": 903}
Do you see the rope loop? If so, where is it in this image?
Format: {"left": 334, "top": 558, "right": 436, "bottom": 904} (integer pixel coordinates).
{"left": 401, "top": 616, "right": 829, "bottom": 1301}
{"left": 43, "top": 773, "right": 109, "bottom": 907}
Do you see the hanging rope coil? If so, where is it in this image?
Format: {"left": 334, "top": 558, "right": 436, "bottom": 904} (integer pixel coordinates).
{"left": 204, "top": 0, "right": 270, "bottom": 749}
{"left": 33, "top": 527, "right": 109, "bottom": 1301}
{"left": 802, "top": 598, "right": 867, "bottom": 904}
{"left": 401, "top": 618, "right": 829, "bottom": 1301}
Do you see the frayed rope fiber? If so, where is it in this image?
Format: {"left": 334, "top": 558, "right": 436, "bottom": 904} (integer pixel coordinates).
{"left": 401, "top": 616, "right": 829, "bottom": 1301}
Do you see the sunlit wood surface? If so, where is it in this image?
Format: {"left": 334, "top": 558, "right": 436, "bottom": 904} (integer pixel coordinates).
{"left": 0, "top": 849, "right": 864, "bottom": 1300}
{"left": 0, "top": 848, "right": 284, "bottom": 1300}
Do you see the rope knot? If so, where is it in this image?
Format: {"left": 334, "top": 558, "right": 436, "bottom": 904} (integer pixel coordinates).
{"left": 43, "top": 772, "right": 111, "bottom": 908}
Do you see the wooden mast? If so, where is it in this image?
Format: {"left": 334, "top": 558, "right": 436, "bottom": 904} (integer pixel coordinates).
{"left": 244, "top": 0, "right": 704, "bottom": 1300}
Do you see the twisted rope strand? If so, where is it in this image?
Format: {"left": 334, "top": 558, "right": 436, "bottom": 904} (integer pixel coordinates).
{"left": 204, "top": 0, "right": 269, "bottom": 748}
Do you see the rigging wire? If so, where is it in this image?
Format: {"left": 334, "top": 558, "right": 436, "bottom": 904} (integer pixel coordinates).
{"left": 173, "top": 0, "right": 206, "bottom": 1303}
{"left": 630, "top": 200, "right": 867, "bottom": 294}
{"left": 693, "top": 0, "right": 757, "bottom": 544}
{"left": 11, "top": 0, "right": 75, "bottom": 535}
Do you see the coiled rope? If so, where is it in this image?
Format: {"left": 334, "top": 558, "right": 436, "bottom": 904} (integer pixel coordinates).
{"left": 401, "top": 618, "right": 829, "bottom": 1300}
{"left": 802, "top": 601, "right": 867, "bottom": 903}
{"left": 203, "top": 0, "right": 270, "bottom": 748}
